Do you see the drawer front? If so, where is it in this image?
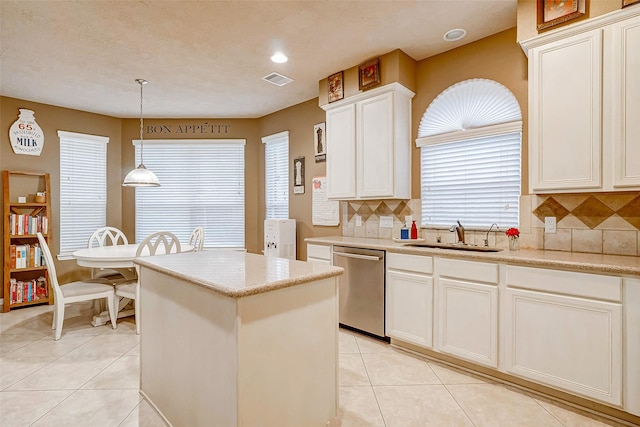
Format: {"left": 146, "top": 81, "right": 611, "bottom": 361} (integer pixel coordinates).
{"left": 436, "top": 258, "right": 498, "bottom": 284}
{"left": 307, "top": 244, "right": 331, "bottom": 262}
{"left": 506, "top": 265, "right": 622, "bottom": 302}
{"left": 387, "top": 252, "right": 433, "bottom": 274}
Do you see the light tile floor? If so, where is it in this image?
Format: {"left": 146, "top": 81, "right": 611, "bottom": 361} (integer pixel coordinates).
{"left": 0, "top": 302, "right": 634, "bottom": 427}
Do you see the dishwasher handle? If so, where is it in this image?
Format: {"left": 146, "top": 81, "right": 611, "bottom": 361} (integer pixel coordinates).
{"left": 333, "top": 252, "right": 381, "bottom": 261}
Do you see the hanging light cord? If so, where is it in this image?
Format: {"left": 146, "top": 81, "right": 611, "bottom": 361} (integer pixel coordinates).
{"left": 138, "top": 79, "right": 145, "bottom": 166}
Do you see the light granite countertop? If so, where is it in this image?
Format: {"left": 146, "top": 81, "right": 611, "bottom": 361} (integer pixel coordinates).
{"left": 305, "top": 236, "right": 640, "bottom": 277}
{"left": 134, "top": 250, "right": 343, "bottom": 297}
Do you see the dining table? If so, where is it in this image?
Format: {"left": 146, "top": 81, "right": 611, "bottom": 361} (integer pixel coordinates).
{"left": 71, "top": 243, "right": 194, "bottom": 327}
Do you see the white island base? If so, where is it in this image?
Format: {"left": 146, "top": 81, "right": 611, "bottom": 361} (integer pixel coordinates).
{"left": 136, "top": 251, "right": 340, "bottom": 427}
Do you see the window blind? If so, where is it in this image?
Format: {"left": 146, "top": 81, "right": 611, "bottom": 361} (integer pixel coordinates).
{"left": 262, "top": 131, "right": 289, "bottom": 220}
{"left": 58, "top": 131, "right": 108, "bottom": 257}
{"left": 420, "top": 131, "right": 521, "bottom": 228}
{"left": 133, "top": 139, "right": 245, "bottom": 249}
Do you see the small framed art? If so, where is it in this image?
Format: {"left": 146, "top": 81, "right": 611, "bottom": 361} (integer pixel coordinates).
{"left": 293, "top": 156, "right": 305, "bottom": 194}
{"left": 537, "top": 0, "right": 586, "bottom": 31}
{"left": 328, "top": 71, "right": 344, "bottom": 103}
{"left": 314, "top": 122, "right": 326, "bottom": 162}
{"left": 359, "top": 58, "right": 381, "bottom": 91}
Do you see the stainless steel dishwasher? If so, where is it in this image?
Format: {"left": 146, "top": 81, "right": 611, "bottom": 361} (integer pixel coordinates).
{"left": 332, "top": 246, "right": 386, "bottom": 339}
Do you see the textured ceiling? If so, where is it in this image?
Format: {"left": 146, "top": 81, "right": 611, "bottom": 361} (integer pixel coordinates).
{"left": 0, "top": 1, "right": 517, "bottom": 119}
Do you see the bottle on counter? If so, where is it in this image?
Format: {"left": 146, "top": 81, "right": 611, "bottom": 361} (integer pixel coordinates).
{"left": 411, "top": 220, "right": 418, "bottom": 240}
{"left": 400, "top": 222, "right": 409, "bottom": 240}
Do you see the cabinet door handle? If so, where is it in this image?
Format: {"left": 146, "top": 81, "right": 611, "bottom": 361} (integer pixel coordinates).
{"left": 333, "top": 252, "right": 381, "bottom": 261}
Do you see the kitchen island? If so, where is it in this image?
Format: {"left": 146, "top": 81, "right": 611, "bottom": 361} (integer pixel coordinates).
{"left": 134, "top": 250, "right": 343, "bottom": 427}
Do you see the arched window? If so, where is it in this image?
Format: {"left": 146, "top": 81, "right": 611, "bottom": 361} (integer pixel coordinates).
{"left": 416, "top": 79, "right": 522, "bottom": 228}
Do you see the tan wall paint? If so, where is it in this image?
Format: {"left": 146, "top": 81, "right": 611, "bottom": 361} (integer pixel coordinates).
{"left": 257, "top": 99, "right": 340, "bottom": 261}
{"left": 412, "top": 27, "right": 528, "bottom": 198}
{"left": 517, "top": 0, "right": 620, "bottom": 42}
{"left": 119, "top": 118, "right": 262, "bottom": 254}
{"left": 1, "top": 96, "right": 123, "bottom": 296}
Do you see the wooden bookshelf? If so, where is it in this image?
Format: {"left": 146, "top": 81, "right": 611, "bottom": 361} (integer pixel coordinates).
{"left": 3, "top": 170, "right": 53, "bottom": 312}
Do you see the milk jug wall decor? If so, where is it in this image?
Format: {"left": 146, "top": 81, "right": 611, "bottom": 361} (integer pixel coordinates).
{"left": 9, "top": 109, "right": 44, "bottom": 156}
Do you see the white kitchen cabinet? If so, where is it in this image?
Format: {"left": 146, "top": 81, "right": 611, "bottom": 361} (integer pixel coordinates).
{"left": 325, "top": 104, "right": 356, "bottom": 199}
{"left": 307, "top": 243, "right": 332, "bottom": 265}
{"left": 385, "top": 253, "right": 433, "bottom": 348}
{"left": 624, "top": 278, "right": 640, "bottom": 416}
{"left": 606, "top": 14, "right": 640, "bottom": 188}
{"left": 527, "top": 29, "right": 602, "bottom": 192}
{"left": 523, "top": 8, "right": 640, "bottom": 193}
{"left": 322, "top": 82, "right": 414, "bottom": 200}
{"left": 435, "top": 258, "right": 499, "bottom": 368}
{"left": 503, "top": 266, "right": 622, "bottom": 406}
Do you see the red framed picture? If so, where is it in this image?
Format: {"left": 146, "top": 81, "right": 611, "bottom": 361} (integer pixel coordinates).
{"left": 537, "top": 0, "right": 586, "bottom": 31}
{"left": 359, "top": 58, "right": 381, "bottom": 91}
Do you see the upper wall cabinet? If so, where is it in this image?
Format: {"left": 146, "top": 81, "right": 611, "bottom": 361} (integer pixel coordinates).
{"left": 522, "top": 8, "right": 640, "bottom": 193}
{"left": 322, "top": 83, "right": 415, "bottom": 200}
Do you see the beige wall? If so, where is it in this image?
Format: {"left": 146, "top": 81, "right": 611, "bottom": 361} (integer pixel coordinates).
{"left": 517, "top": 0, "right": 620, "bottom": 42}
{"left": 1, "top": 96, "right": 123, "bottom": 292}
{"left": 412, "top": 27, "right": 528, "bottom": 198}
{"left": 119, "top": 118, "right": 263, "bottom": 255}
{"left": 257, "top": 99, "right": 340, "bottom": 261}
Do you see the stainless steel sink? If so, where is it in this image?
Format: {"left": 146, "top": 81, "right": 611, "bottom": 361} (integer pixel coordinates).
{"left": 404, "top": 242, "right": 503, "bottom": 252}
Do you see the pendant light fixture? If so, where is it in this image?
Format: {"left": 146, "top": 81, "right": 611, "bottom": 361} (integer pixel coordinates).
{"left": 123, "top": 78, "right": 160, "bottom": 187}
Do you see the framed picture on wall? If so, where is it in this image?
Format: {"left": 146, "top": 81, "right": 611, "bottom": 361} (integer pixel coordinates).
{"left": 359, "top": 58, "right": 381, "bottom": 91}
{"left": 536, "top": 0, "right": 586, "bottom": 31}
{"left": 327, "top": 72, "right": 344, "bottom": 103}
{"left": 314, "top": 122, "right": 326, "bottom": 162}
{"left": 293, "top": 156, "right": 305, "bottom": 194}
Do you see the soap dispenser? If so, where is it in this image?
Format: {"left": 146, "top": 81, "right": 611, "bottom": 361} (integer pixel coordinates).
{"left": 410, "top": 220, "right": 418, "bottom": 240}
{"left": 400, "top": 222, "right": 409, "bottom": 240}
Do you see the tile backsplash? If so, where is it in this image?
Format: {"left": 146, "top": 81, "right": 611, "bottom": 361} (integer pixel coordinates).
{"left": 341, "top": 199, "right": 420, "bottom": 239}
{"left": 521, "top": 193, "right": 640, "bottom": 256}
{"left": 340, "top": 193, "right": 640, "bottom": 256}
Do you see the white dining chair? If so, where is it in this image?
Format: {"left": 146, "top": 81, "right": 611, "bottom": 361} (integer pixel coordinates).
{"left": 188, "top": 227, "right": 204, "bottom": 252}
{"left": 37, "top": 233, "right": 117, "bottom": 340}
{"left": 87, "top": 226, "right": 135, "bottom": 282}
{"left": 114, "top": 231, "right": 182, "bottom": 334}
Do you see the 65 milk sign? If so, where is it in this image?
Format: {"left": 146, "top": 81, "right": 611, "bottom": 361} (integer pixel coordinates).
{"left": 9, "top": 109, "right": 44, "bottom": 156}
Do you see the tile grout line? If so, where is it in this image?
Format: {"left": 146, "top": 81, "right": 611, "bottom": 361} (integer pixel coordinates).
{"left": 355, "top": 338, "right": 388, "bottom": 427}
{"left": 441, "top": 383, "right": 479, "bottom": 427}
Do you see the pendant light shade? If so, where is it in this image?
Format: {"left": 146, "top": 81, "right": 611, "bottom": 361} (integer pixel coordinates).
{"left": 123, "top": 79, "right": 160, "bottom": 187}
{"left": 123, "top": 163, "right": 160, "bottom": 187}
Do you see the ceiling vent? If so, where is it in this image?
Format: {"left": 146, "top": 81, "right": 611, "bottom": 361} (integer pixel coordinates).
{"left": 262, "top": 72, "right": 294, "bottom": 87}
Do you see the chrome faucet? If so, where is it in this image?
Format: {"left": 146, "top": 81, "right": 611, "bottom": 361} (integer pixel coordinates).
{"left": 483, "top": 223, "right": 499, "bottom": 247}
{"left": 449, "top": 220, "right": 465, "bottom": 244}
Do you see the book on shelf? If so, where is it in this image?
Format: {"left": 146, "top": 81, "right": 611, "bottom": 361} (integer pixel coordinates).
{"left": 9, "top": 277, "right": 48, "bottom": 304}
{"left": 10, "top": 243, "right": 43, "bottom": 269}
{"left": 8, "top": 214, "right": 48, "bottom": 236}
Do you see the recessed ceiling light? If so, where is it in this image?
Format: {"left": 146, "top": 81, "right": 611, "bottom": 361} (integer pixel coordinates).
{"left": 443, "top": 28, "right": 467, "bottom": 42}
{"left": 270, "top": 52, "right": 288, "bottom": 63}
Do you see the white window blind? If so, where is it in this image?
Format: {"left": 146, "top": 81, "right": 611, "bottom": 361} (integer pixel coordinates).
{"left": 58, "top": 130, "right": 108, "bottom": 257}
{"left": 420, "top": 131, "right": 521, "bottom": 228}
{"left": 134, "top": 139, "right": 245, "bottom": 249}
{"left": 262, "top": 131, "right": 289, "bottom": 219}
